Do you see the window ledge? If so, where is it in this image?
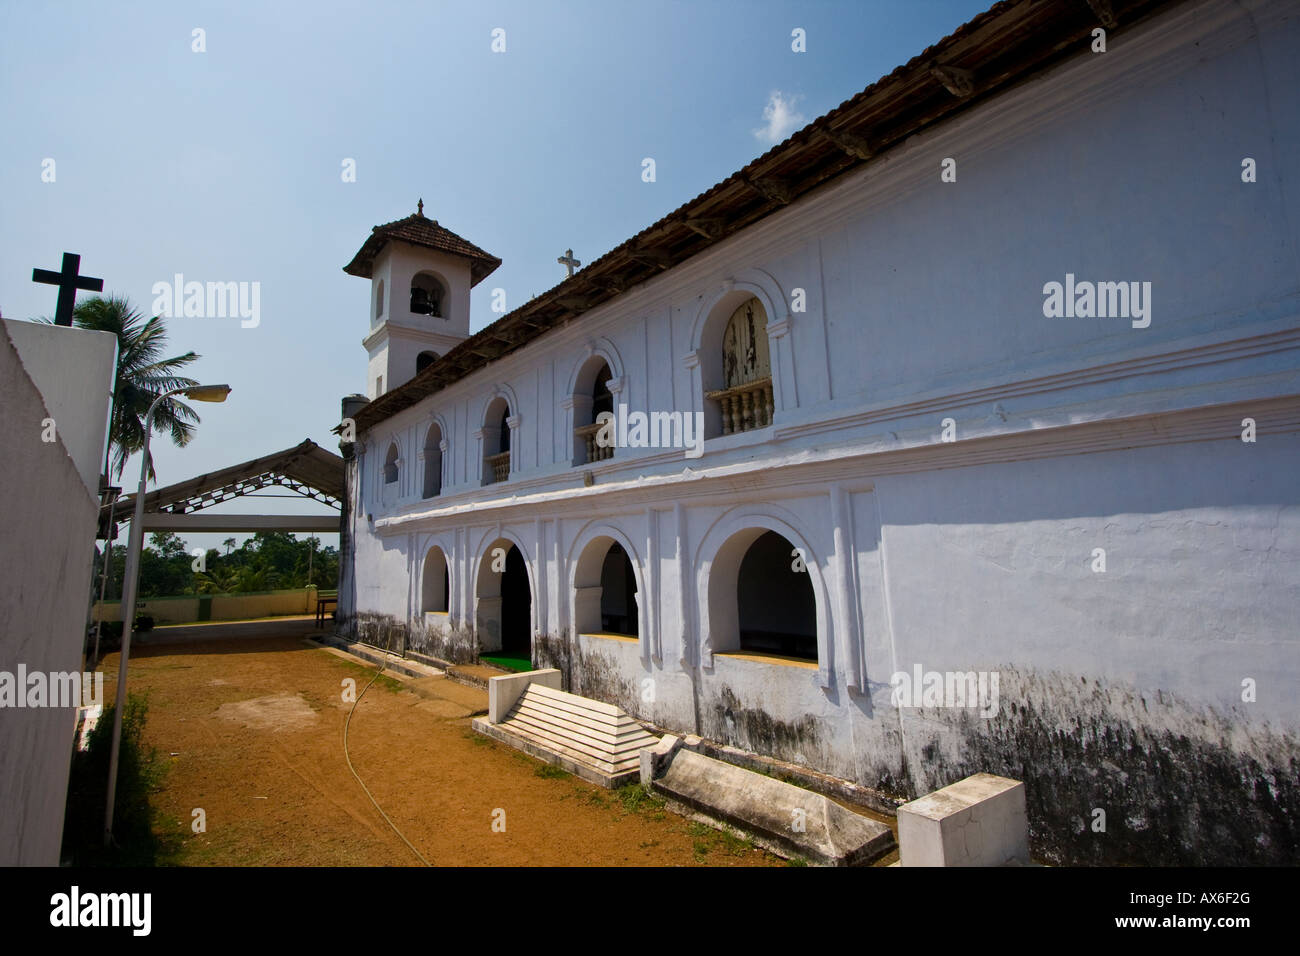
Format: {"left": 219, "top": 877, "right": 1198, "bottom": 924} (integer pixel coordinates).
{"left": 580, "top": 631, "right": 639, "bottom": 644}
{"left": 714, "top": 649, "right": 818, "bottom": 670}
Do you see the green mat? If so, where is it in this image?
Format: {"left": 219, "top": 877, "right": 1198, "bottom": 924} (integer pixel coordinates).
{"left": 480, "top": 652, "right": 533, "bottom": 672}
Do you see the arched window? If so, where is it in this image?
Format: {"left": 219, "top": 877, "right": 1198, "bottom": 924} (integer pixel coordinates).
{"left": 482, "top": 397, "right": 511, "bottom": 485}
{"left": 599, "top": 542, "right": 638, "bottom": 635}
{"left": 383, "top": 443, "right": 399, "bottom": 484}
{"left": 417, "top": 351, "right": 439, "bottom": 374}
{"left": 375, "top": 279, "right": 385, "bottom": 320}
{"left": 592, "top": 364, "right": 613, "bottom": 419}
{"left": 708, "top": 528, "right": 817, "bottom": 663}
{"left": 705, "top": 296, "right": 773, "bottom": 436}
{"left": 421, "top": 547, "right": 449, "bottom": 614}
{"left": 573, "top": 360, "right": 614, "bottom": 464}
{"left": 573, "top": 535, "right": 639, "bottom": 638}
{"left": 737, "top": 531, "right": 815, "bottom": 659}
{"left": 422, "top": 422, "right": 442, "bottom": 498}
{"left": 410, "top": 272, "right": 446, "bottom": 317}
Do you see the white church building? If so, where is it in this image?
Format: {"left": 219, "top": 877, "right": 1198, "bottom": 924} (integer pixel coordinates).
{"left": 337, "top": 0, "right": 1300, "bottom": 865}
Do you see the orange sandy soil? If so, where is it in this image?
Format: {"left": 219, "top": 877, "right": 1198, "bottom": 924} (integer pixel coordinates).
{"left": 99, "top": 627, "right": 783, "bottom": 867}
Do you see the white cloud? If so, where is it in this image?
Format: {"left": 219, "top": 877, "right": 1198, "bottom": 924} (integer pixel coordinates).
{"left": 752, "top": 90, "right": 806, "bottom": 145}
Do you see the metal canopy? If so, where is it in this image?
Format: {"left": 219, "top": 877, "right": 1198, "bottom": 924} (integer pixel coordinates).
{"left": 102, "top": 438, "right": 345, "bottom": 538}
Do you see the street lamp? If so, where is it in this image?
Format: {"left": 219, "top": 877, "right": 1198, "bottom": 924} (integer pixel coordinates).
{"left": 104, "top": 383, "right": 230, "bottom": 846}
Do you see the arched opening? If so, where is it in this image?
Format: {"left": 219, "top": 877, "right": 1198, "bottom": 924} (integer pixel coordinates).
{"left": 375, "top": 279, "right": 385, "bottom": 321}
{"left": 383, "top": 443, "right": 399, "bottom": 484}
{"left": 708, "top": 528, "right": 817, "bottom": 662}
{"left": 475, "top": 538, "right": 532, "bottom": 668}
{"left": 422, "top": 422, "right": 442, "bottom": 498}
{"left": 702, "top": 295, "right": 773, "bottom": 437}
{"left": 571, "top": 357, "right": 614, "bottom": 465}
{"left": 482, "top": 396, "right": 511, "bottom": 485}
{"left": 416, "top": 350, "right": 439, "bottom": 374}
{"left": 410, "top": 272, "right": 446, "bottom": 317}
{"left": 421, "top": 547, "right": 449, "bottom": 614}
{"left": 572, "top": 361, "right": 611, "bottom": 465}
{"left": 573, "top": 535, "right": 639, "bottom": 638}
{"left": 738, "top": 531, "right": 815, "bottom": 658}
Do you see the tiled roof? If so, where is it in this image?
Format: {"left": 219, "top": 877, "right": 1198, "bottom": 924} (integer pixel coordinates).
{"left": 349, "top": 0, "right": 1186, "bottom": 435}
{"left": 343, "top": 211, "right": 502, "bottom": 287}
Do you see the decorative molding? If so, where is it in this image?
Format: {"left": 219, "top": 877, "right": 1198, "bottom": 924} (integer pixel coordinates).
{"left": 372, "top": 393, "right": 1300, "bottom": 534}
{"left": 775, "top": 325, "right": 1300, "bottom": 444}
{"left": 767, "top": 317, "right": 792, "bottom": 338}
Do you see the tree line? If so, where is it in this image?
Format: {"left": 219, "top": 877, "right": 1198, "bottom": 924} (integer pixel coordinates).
{"left": 97, "top": 531, "right": 339, "bottom": 598}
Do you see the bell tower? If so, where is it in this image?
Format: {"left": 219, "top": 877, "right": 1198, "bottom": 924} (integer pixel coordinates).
{"left": 344, "top": 200, "right": 501, "bottom": 397}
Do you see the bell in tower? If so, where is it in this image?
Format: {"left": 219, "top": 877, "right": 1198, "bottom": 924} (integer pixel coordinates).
{"left": 410, "top": 285, "right": 432, "bottom": 315}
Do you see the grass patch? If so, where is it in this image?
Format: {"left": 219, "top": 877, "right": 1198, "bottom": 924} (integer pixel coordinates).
{"left": 534, "top": 762, "right": 569, "bottom": 779}
{"left": 786, "top": 855, "right": 809, "bottom": 867}
{"left": 479, "top": 653, "right": 532, "bottom": 672}
{"left": 61, "top": 693, "right": 176, "bottom": 866}
{"left": 686, "top": 820, "right": 752, "bottom": 858}
{"left": 617, "top": 784, "right": 665, "bottom": 816}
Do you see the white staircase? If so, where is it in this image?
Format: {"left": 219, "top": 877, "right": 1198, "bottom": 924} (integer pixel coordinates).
{"left": 472, "top": 672, "right": 658, "bottom": 787}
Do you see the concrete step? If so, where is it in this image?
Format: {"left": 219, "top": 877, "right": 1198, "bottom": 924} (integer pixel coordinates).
{"left": 642, "top": 737, "right": 895, "bottom": 866}
{"left": 472, "top": 675, "right": 658, "bottom": 787}
{"left": 308, "top": 635, "right": 445, "bottom": 680}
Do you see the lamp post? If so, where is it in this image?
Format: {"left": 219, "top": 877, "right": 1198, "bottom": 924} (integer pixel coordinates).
{"left": 104, "top": 383, "right": 231, "bottom": 846}
{"left": 91, "top": 484, "right": 122, "bottom": 668}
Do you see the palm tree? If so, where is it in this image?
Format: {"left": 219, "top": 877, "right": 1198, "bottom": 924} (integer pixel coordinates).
{"left": 54, "top": 295, "right": 203, "bottom": 480}
{"left": 196, "top": 566, "right": 239, "bottom": 594}
{"left": 223, "top": 538, "right": 237, "bottom": 556}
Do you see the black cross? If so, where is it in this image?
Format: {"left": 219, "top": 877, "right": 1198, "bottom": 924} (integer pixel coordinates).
{"left": 32, "top": 252, "right": 104, "bottom": 326}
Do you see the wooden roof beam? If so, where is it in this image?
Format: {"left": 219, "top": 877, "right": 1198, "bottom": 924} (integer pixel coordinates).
{"left": 745, "top": 175, "right": 794, "bottom": 205}
{"left": 682, "top": 217, "right": 728, "bottom": 240}
{"left": 628, "top": 249, "right": 673, "bottom": 270}
{"left": 1087, "top": 0, "right": 1119, "bottom": 28}
{"left": 556, "top": 294, "right": 598, "bottom": 311}
{"left": 930, "top": 62, "right": 976, "bottom": 97}
{"left": 819, "top": 127, "right": 876, "bottom": 161}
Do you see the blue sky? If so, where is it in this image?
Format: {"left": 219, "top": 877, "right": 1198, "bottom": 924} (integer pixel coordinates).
{"left": 1, "top": 0, "right": 990, "bottom": 551}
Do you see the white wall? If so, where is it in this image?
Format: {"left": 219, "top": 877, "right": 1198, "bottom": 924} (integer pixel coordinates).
{"left": 4, "top": 320, "right": 117, "bottom": 499}
{"left": 0, "top": 320, "right": 115, "bottom": 865}
{"left": 343, "top": 0, "right": 1300, "bottom": 864}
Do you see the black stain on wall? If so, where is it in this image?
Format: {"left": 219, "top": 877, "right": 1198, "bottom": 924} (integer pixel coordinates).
{"left": 900, "top": 670, "right": 1299, "bottom": 866}
{"left": 704, "top": 685, "right": 825, "bottom": 768}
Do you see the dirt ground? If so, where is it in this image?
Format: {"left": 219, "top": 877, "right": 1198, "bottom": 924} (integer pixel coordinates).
{"left": 99, "top": 623, "right": 785, "bottom": 866}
